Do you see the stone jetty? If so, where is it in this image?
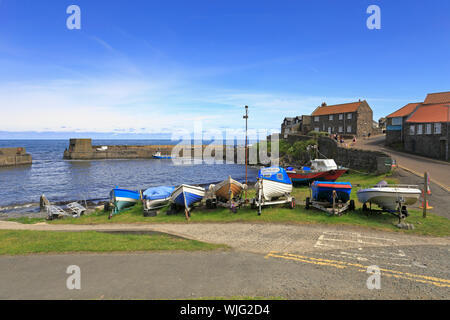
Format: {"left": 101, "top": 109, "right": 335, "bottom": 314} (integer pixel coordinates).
{"left": 63, "top": 139, "right": 233, "bottom": 160}
{"left": 0, "top": 147, "right": 32, "bottom": 167}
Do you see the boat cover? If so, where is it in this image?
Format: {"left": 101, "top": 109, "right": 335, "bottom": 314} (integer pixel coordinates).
{"left": 258, "top": 167, "right": 292, "bottom": 185}
{"left": 143, "top": 186, "right": 175, "bottom": 200}
{"left": 375, "top": 180, "right": 389, "bottom": 187}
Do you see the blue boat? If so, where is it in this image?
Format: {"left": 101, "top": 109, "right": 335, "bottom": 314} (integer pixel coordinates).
{"left": 143, "top": 186, "right": 175, "bottom": 211}
{"left": 152, "top": 152, "right": 174, "bottom": 159}
{"left": 311, "top": 181, "right": 352, "bottom": 203}
{"left": 171, "top": 184, "right": 205, "bottom": 214}
{"left": 110, "top": 187, "right": 141, "bottom": 215}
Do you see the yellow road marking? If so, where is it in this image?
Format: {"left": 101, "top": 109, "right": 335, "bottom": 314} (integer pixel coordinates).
{"left": 398, "top": 165, "right": 450, "bottom": 192}
{"left": 266, "top": 252, "right": 450, "bottom": 288}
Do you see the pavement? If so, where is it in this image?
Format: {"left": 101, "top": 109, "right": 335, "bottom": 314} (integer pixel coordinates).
{"left": 0, "top": 221, "right": 449, "bottom": 299}
{"left": 353, "top": 135, "right": 450, "bottom": 192}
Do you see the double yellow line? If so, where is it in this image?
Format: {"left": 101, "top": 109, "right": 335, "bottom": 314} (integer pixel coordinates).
{"left": 265, "top": 251, "right": 450, "bottom": 288}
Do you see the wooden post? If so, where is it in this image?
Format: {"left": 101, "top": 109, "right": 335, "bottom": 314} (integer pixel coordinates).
{"left": 243, "top": 106, "right": 249, "bottom": 200}
{"left": 423, "top": 172, "right": 428, "bottom": 218}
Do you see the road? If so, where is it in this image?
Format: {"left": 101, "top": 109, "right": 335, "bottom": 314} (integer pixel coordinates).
{"left": 0, "top": 221, "right": 449, "bottom": 299}
{"left": 353, "top": 135, "right": 450, "bottom": 191}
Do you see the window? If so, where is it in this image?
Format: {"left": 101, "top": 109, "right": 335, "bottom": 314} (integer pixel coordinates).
{"left": 314, "top": 116, "right": 319, "bottom": 122}
{"left": 347, "top": 113, "right": 352, "bottom": 120}
{"left": 338, "top": 126, "right": 343, "bottom": 133}
{"left": 417, "top": 125, "right": 423, "bottom": 135}
{"left": 328, "top": 127, "right": 332, "bottom": 134}
{"left": 314, "top": 127, "right": 320, "bottom": 132}
{"left": 347, "top": 125, "right": 352, "bottom": 133}
{"left": 435, "top": 123, "right": 442, "bottom": 134}
{"left": 426, "top": 124, "right": 432, "bottom": 134}
{"left": 392, "top": 117, "right": 402, "bottom": 126}
{"left": 339, "top": 114, "right": 343, "bottom": 120}
{"left": 409, "top": 125, "right": 415, "bottom": 135}
{"left": 329, "top": 115, "right": 333, "bottom": 121}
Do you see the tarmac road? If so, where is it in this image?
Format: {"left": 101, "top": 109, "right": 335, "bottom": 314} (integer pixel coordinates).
{"left": 353, "top": 135, "right": 450, "bottom": 192}
{"left": 0, "top": 222, "right": 449, "bottom": 300}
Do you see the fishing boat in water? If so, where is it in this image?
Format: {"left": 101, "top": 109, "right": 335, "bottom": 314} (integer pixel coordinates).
{"left": 109, "top": 187, "right": 141, "bottom": 216}
{"left": 142, "top": 186, "right": 175, "bottom": 213}
{"left": 170, "top": 184, "right": 206, "bottom": 218}
{"left": 357, "top": 181, "right": 421, "bottom": 214}
{"left": 152, "top": 151, "right": 174, "bottom": 159}
{"left": 286, "top": 159, "right": 348, "bottom": 186}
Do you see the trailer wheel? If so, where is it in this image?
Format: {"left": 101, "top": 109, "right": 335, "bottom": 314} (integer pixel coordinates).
{"left": 349, "top": 200, "right": 355, "bottom": 211}
{"left": 290, "top": 198, "right": 296, "bottom": 209}
{"left": 401, "top": 205, "right": 409, "bottom": 217}
{"left": 305, "top": 197, "right": 310, "bottom": 210}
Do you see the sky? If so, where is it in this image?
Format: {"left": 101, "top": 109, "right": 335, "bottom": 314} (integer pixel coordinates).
{"left": 0, "top": 0, "right": 449, "bottom": 139}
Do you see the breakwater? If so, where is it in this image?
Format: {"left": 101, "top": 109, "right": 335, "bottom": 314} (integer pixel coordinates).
{"left": 0, "top": 147, "right": 32, "bottom": 167}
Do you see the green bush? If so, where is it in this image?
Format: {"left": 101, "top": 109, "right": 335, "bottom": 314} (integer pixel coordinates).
{"left": 307, "top": 131, "right": 329, "bottom": 138}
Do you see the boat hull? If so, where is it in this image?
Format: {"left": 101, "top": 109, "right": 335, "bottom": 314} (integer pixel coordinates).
{"left": 110, "top": 188, "right": 141, "bottom": 213}
{"left": 260, "top": 179, "right": 293, "bottom": 201}
{"left": 357, "top": 188, "right": 421, "bottom": 211}
{"left": 171, "top": 185, "right": 205, "bottom": 208}
{"left": 312, "top": 181, "right": 352, "bottom": 203}
{"left": 213, "top": 177, "right": 244, "bottom": 201}
{"left": 288, "top": 169, "right": 347, "bottom": 185}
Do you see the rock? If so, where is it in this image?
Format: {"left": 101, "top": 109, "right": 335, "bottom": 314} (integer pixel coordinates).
{"left": 396, "top": 222, "right": 415, "bottom": 230}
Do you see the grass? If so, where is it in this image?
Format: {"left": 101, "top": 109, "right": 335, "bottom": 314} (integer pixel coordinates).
{"left": 0, "top": 230, "right": 228, "bottom": 256}
{"left": 7, "top": 217, "right": 46, "bottom": 224}
{"left": 13, "top": 172, "right": 450, "bottom": 237}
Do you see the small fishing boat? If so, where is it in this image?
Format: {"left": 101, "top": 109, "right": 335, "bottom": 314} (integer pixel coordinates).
{"left": 152, "top": 151, "right": 173, "bottom": 159}
{"left": 170, "top": 184, "right": 205, "bottom": 217}
{"left": 210, "top": 176, "right": 245, "bottom": 201}
{"left": 109, "top": 187, "right": 141, "bottom": 215}
{"left": 142, "top": 186, "right": 175, "bottom": 212}
{"left": 252, "top": 167, "right": 295, "bottom": 215}
{"left": 257, "top": 167, "right": 293, "bottom": 201}
{"left": 311, "top": 181, "right": 352, "bottom": 203}
{"left": 357, "top": 181, "right": 421, "bottom": 212}
{"left": 286, "top": 159, "right": 348, "bottom": 186}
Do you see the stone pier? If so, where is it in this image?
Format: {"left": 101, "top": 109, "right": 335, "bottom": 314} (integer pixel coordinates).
{"left": 0, "top": 147, "right": 32, "bottom": 167}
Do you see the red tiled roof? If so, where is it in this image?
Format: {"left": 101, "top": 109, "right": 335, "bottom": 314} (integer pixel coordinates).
{"left": 424, "top": 91, "right": 450, "bottom": 104}
{"left": 406, "top": 103, "right": 450, "bottom": 123}
{"left": 386, "top": 103, "right": 421, "bottom": 118}
{"left": 311, "top": 101, "right": 362, "bottom": 116}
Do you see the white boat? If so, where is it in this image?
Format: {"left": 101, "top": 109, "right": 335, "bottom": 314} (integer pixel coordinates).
{"left": 357, "top": 181, "right": 421, "bottom": 212}
{"left": 257, "top": 167, "right": 293, "bottom": 201}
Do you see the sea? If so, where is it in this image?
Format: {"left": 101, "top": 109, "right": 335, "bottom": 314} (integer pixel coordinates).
{"left": 0, "top": 140, "right": 259, "bottom": 215}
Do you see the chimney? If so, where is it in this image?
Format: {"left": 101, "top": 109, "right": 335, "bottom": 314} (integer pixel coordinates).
{"left": 321, "top": 102, "right": 327, "bottom": 107}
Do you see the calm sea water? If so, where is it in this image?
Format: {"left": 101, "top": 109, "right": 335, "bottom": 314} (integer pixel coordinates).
{"left": 0, "top": 140, "right": 258, "bottom": 214}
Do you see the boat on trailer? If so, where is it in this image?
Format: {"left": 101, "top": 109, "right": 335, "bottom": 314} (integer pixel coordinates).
{"left": 306, "top": 181, "right": 355, "bottom": 216}
{"left": 109, "top": 187, "right": 141, "bottom": 217}
{"left": 286, "top": 159, "right": 348, "bottom": 186}
{"left": 252, "top": 167, "right": 295, "bottom": 215}
{"left": 357, "top": 181, "right": 421, "bottom": 216}
{"left": 170, "top": 184, "right": 205, "bottom": 219}
{"left": 205, "top": 176, "right": 246, "bottom": 212}
{"left": 142, "top": 186, "right": 175, "bottom": 215}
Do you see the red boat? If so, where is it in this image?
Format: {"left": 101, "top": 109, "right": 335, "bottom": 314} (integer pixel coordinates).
{"left": 286, "top": 159, "right": 348, "bottom": 186}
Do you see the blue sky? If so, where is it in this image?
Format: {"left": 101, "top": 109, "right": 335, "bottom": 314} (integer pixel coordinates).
{"left": 0, "top": 0, "right": 449, "bottom": 138}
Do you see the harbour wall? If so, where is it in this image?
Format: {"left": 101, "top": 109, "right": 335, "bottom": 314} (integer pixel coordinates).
{"left": 318, "top": 137, "right": 393, "bottom": 174}
{"left": 0, "top": 147, "right": 32, "bottom": 167}
{"left": 63, "top": 139, "right": 261, "bottom": 163}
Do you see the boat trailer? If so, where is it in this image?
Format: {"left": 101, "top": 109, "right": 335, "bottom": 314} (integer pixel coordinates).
{"left": 362, "top": 198, "right": 410, "bottom": 223}
{"left": 305, "top": 190, "right": 355, "bottom": 216}
{"left": 251, "top": 193, "right": 295, "bottom": 216}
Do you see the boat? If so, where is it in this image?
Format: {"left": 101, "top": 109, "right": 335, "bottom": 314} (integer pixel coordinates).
{"left": 209, "top": 176, "right": 246, "bottom": 201}
{"left": 286, "top": 159, "right": 348, "bottom": 186}
{"left": 311, "top": 181, "right": 352, "bottom": 203}
{"left": 170, "top": 184, "right": 205, "bottom": 213}
{"left": 153, "top": 151, "right": 174, "bottom": 159}
{"left": 357, "top": 181, "right": 422, "bottom": 212}
{"left": 109, "top": 187, "right": 141, "bottom": 214}
{"left": 257, "top": 167, "right": 293, "bottom": 201}
{"left": 143, "top": 186, "right": 175, "bottom": 211}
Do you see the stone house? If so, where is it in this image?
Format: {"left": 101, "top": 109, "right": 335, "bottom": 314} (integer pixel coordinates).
{"left": 385, "top": 102, "right": 421, "bottom": 146}
{"left": 385, "top": 91, "right": 450, "bottom": 160}
{"left": 310, "top": 100, "right": 374, "bottom": 137}
{"left": 281, "top": 117, "right": 301, "bottom": 137}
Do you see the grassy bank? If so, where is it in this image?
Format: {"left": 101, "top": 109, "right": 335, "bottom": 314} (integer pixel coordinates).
{"left": 41, "top": 172, "right": 450, "bottom": 237}
{"left": 0, "top": 230, "right": 228, "bottom": 256}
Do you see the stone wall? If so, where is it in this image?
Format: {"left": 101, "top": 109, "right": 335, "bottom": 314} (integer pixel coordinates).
{"left": 403, "top": 123, "right": 449, "bottom": 160}
{"left": 0, "top": 147, "right": 32, "bottom": 167}
{"left": 318, "top": 137, "right": 393, "bottom": 174}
